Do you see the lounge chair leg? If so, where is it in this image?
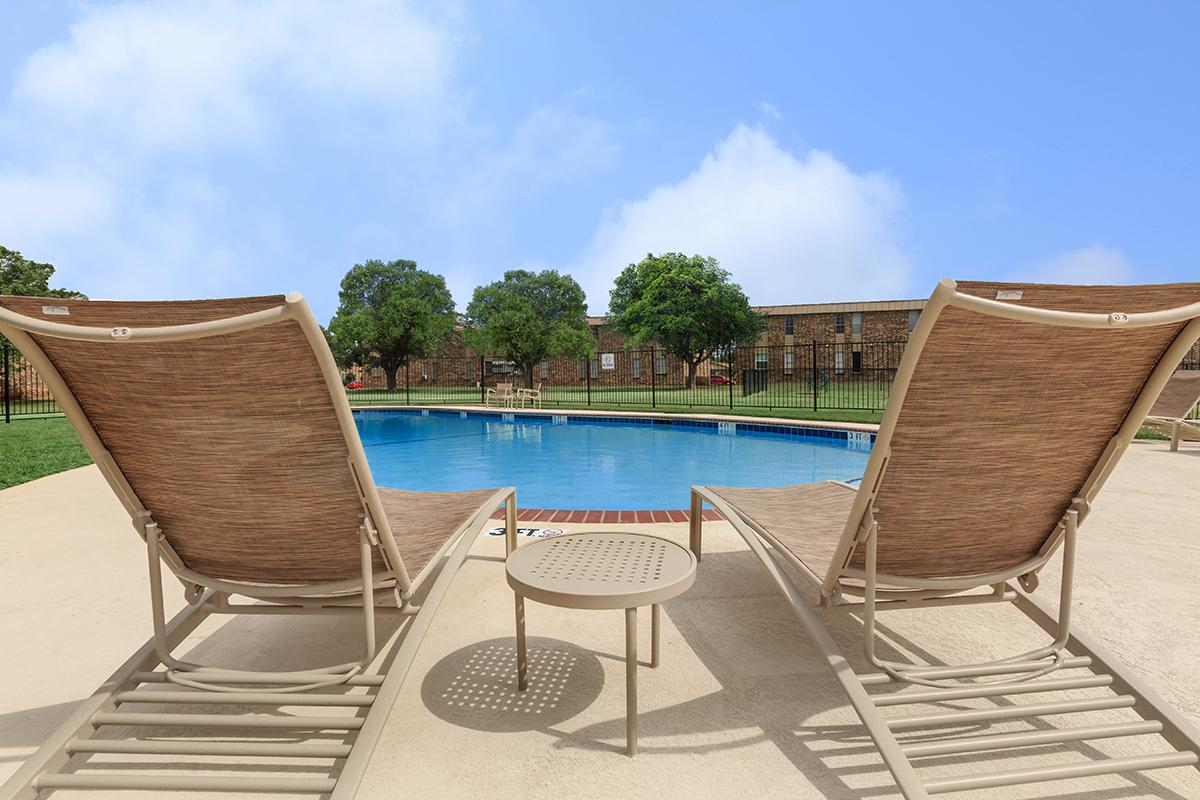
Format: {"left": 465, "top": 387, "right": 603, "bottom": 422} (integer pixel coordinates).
{"left": 1171, "top": 420, "right": 1181, "bottom": 451}
{"left": 689, "top": 491, "right": 703, "bottom": 561}
{"left": 505, "top": 493, "right": 518, "bottom": 556}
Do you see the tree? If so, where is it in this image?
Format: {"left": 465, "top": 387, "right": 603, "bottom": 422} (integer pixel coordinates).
{"left": 464, "top": 269, "right": 592, "bottom": 388}
{"left": 327, "top": 259, "right": 455, "bottom": 391}
{"left": 608, "top": 252, "right": 766, "bottom": 388}
{"left": 0, "top": 246, "right": 84, "bottom": 298}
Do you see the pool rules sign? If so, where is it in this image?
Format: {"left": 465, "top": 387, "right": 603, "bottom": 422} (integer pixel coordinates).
{"left": 601, "top": 353, "right": 615, "bottom": 370}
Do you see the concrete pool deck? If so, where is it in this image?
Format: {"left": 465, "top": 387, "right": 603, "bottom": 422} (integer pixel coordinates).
{"left": 1, "top": 442, "right": 1199, "bottom": 798}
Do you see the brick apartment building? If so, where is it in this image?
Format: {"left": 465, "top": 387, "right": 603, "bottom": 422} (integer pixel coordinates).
{"left": 384, "top": 297, "right": 929, "bottom": 388}
{"left": 373, "top": 296, "right": 1200, "bottom": 388}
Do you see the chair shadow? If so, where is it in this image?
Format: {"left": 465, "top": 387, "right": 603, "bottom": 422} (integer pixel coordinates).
{"left": 549, "top": 547, "right": 1194, "bottom": 799}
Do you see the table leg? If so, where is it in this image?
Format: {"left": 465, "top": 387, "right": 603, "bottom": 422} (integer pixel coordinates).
{"left": 651, "top": 603, "right": 660, "bottom": 668}
{"left": 625, "top": 607, "right": 637, "bottom": 756}
{"left": 515, "top": 593, "right": 528, "bottom": 692}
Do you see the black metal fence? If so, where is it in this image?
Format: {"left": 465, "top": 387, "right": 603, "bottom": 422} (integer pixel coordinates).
{"left": 3, "top": 342, "right": 61, "bottom": 422}
{"left": 4, "top": 338, "right": 1200, "bottom": 422}
{"left": 345, "top": 341, "right": 906, "bottom": 413}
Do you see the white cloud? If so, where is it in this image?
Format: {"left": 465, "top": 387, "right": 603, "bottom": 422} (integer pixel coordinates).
{"left": 570, "top": 124, "right": 911, "bottom": 313}
{"left": 1019, "top": 244, "right": 1135, "bottom": 284}
{"left": 438, "top": 105, "right": 619, "bottom": 225}
{"left": 0, "top": 167, "right": 116, "bottom": 240}
{"left": 11, "top": 0, "right": 456, "bottom": 154}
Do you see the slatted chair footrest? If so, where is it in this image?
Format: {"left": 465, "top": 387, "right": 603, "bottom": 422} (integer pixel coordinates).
{"left": 33, "top": 773, "right": 338, "bottom": 794}
{"left": 113, "top": 690, "right": 375, "bottom": 707}
{"left": 901, "top": 720, "right": 1165, "bottom": 757}
{"left": 923, "top": 751, "right": 1199, "bottom": 794}
{"left": 858, "top": 656, "right": 1094, "bottom": 686}
{"left": 132, "top": 670, "right": 386, "bottom": 686}
{"left": 66, "top": 738, "right": 354, "bottom": 758}
{"left": 873, "top": 674, "right": 1113, "bottom": 706}
{"left": 91, "top": 712, "right": 364, "bottom": 730}
{"left": 886, "top": 695, "right": 1136, "bottom": 730}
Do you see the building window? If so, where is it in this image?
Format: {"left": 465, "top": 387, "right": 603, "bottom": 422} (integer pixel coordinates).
{"left": 540, "top": 361, "right": 549, "bottom": 379}
{"left": 852, "top": 350, "right": 863, "bottom": 373}
{"left": 755, "top": 351, "right": 769, "bottom": 370}
{"left": 835, "top": 350, "right": 845, "bottom": 374}
{"left": 655, "top": 353, "right": 668, "bottom": 375}
{"left": 466, "top": 359, "right": 474, "bottom": 381}
{"left": 784, "top": 315, "right": 794, "bottom": 336}
{"left": 632, "top": 354, "right": 641, "bottom": 378}
{"left": 783, "top": 351, "right": 795, "bottom": 374}
{"left": 851, "top": 312, "right": 862, "bottom": 334}
{"left": 578, "top": 358, "right": 587, "bottom": 379}
{"left": 835, "top": 313, "right": 845, "bottom": 334}
{"left": 907, "top": 309, "right": 920, "bottom": 332}
{"left": 431, "top": 362, "right": 440, "bottom": 381}
{"left": 590, "top": 358, "right": 599, "bottom": 379}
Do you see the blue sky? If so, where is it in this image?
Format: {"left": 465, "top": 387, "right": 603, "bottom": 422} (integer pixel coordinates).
{"left": 1, "top": 1, "right": 1197, "bottom": 322}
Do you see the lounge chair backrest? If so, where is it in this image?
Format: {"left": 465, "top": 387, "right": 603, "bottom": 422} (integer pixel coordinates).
{"left": 498, "top": 382, "right": 513, "bottom": 395}
{"left": 836, "top": 280, "right": 1200, "bottom": 585}
{"left": 0, "top": 294, "right": 401, "bottom": 587}
{"left": 1148, "top": 369, "right": 1200, "bottom": 419}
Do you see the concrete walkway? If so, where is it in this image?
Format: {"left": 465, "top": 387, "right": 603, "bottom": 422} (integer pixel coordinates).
{"left": 1, "top": 442, "right": 1198, "bottom": 798}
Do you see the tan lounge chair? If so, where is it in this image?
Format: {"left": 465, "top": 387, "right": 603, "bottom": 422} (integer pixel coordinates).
{"left": 517, "top": 381, "right": 543, "bottom": 408}
{"left": 486, "top": 381, "right": 514, "bottom": 407}
{"left": 1143, "top": 368, "right": 1200, "bottom": 450}
{"left": 689, "top": 280, "right": 1200, "bottom": 798}
{"left": 0, "top": 294, "right": 517, "bottom": 799}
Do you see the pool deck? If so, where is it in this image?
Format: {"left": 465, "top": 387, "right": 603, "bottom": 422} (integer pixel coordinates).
{"left": 2, "top": 441, "right": 1199, "bottom": 798}
{"left": 353, "top": 403, "right": 882, "bottom": 432}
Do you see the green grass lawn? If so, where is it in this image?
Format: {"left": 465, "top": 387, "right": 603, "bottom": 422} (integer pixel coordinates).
{"left": 0, "top": 416, "right": 92, "bottom": 489}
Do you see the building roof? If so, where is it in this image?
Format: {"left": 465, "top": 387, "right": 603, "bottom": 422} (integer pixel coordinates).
{"left": 587, "top": 297, "right": 927, "bottom": 326}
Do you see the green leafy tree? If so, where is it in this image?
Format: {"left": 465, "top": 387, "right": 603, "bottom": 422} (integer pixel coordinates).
{"left": 0, "top": 246, "right": 84, "bottom": 298}
{"left": 608, "top": 252, "right": 766, "bottom": 388}
{"left": 1, "top": 246, "right": 85, "bottom": 364}
{"left": 327, "top": 259, "right": 455, "bottom": 391}
{"left": 464, "top": 269, "right": 592, "bottom": 388}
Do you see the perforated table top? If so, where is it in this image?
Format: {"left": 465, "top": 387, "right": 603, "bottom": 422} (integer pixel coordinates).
{"left": 505, "top": 532, "right": 697, "bottom": 610}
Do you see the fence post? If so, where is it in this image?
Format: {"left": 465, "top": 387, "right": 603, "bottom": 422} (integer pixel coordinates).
{"left": 405, "top": 361, "right": 411, "bottom": 406}
{"left": 650, "top": 347, "right": 656, "bottom": 408}
{"left": 586, "top": 355, "right": 592, "bottom": 406}
{"left": 811, "top": 340, "right": 818, "bottom": 413}
{"left": 728, "top": 347, "right": 734, "bottom": 410}
{"left": 3, "top": 341, "right": 10, "bottom": 424}
{"left": 479, "top": 356, "right": 486, "bottom": 404}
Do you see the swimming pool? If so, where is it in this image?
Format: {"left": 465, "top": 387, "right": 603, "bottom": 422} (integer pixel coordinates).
{"left": 355, "top": 409, "right": 872, "bottom": 510}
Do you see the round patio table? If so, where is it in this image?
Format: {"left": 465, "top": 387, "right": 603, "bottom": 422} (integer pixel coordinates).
{"left": 505, "top": 531, "right": 697, "bottom": 756}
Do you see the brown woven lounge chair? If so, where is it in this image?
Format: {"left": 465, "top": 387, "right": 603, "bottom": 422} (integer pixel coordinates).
{"left": 0, "top": 293, "right": 517, "bottom": 799}
{"left": 1143, "top": 368, "right": 1200, "bottom": 450}
{"left": 690, "top": 280, "right": 1200, "bottom": 798}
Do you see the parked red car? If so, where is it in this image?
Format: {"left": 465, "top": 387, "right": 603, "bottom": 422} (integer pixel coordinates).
{"left": 346, "top": 381, "right": 364, "bottom": 390}
{"left": 708, "top": 373, "right": 732, "bottom": 385}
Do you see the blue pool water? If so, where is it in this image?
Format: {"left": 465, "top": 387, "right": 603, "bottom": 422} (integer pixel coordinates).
{"left": 355, "top": 410, "right": 872, "bottom": 510}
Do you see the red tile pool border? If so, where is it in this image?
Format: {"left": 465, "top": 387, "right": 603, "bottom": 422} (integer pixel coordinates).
{"left": 489, "top": 508, "right": 723, "bottom": 523}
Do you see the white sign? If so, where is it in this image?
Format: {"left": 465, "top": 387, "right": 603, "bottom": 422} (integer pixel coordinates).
{"left": 486, "top": 527, "right": 566, "bottom": 539}
{"left": 600, "top": 352, "right": 616, "bottom": 370}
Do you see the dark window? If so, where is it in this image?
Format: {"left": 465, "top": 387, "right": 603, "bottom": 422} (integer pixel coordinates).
{"left": 632, "top": 355, "right": 641, "bottom": 378}
{"left": 907, "top": 309, "right": 920, "bottom": 332}
{"left": 784, "top": 314, "right": 794, "bottom": 335}
{"left": 851, "top": 350, "right": 863, "bottom": 373}
{"left": 540, "top": 361, "right": 549, "bottom": 379}
{"left": 578, "top": 358, "right": 587, "bottom": 379}
{"left": 655, "top": 353, "right": 668, "bottom": 375}
{"left": 590, "top": 358, "right": 599, "bottom": 379}
{"left": 484, "top": 360, "right": 493, "bottom": 376}
{"left": 834, "top": 313, "right": 845, "bottom": 334}
{"left": 851, "top": 312, "right": 862, "bottom": 334}
{"left": 431, "top": 362, "right": 440, "bottom": 380}
{"left": 466, "top": 360, "right": 474, "bottom": 381}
